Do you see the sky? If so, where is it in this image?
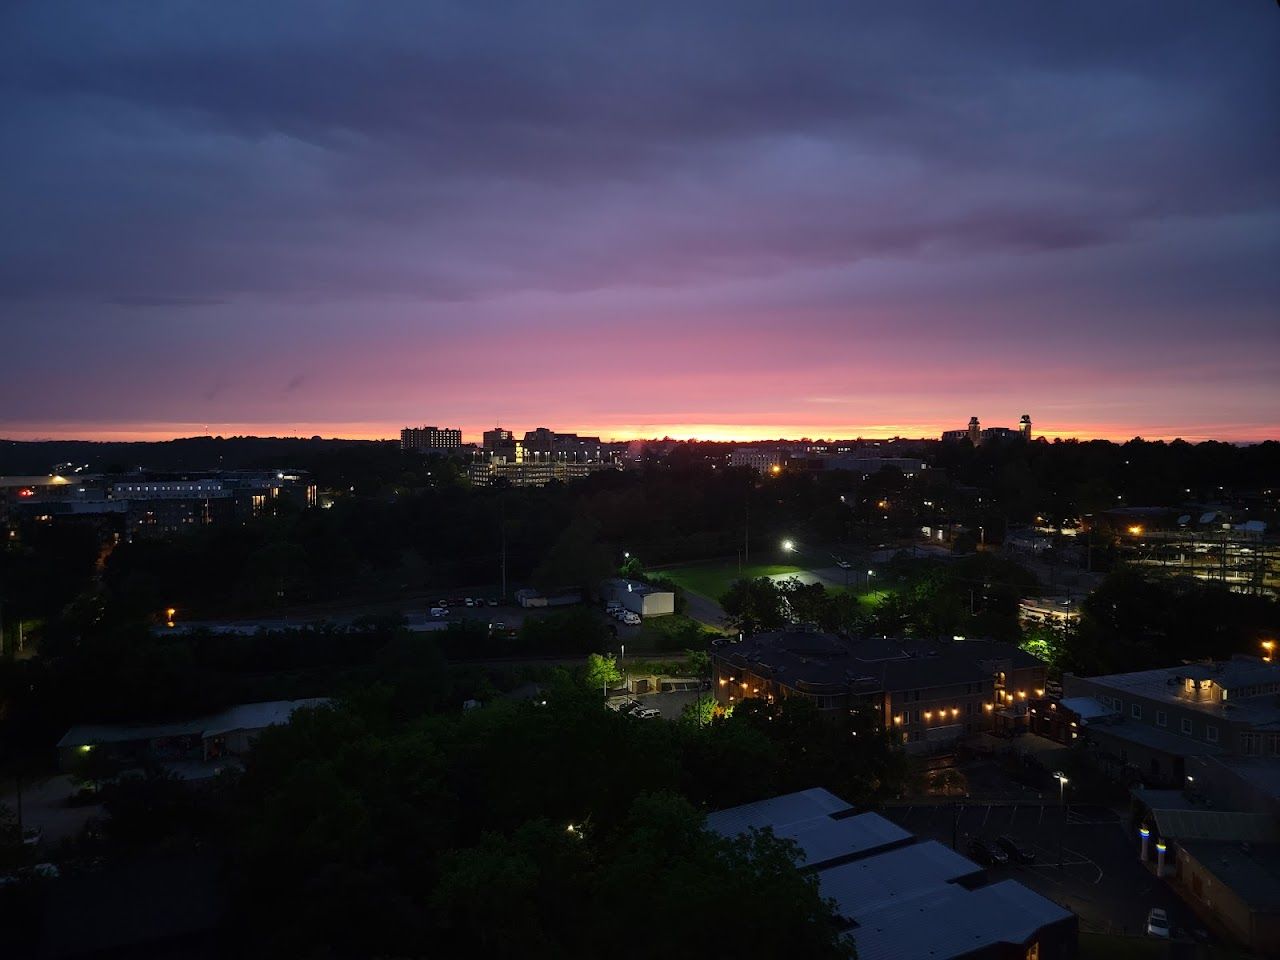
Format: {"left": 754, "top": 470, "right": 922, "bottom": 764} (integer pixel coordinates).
{"left": 1, "top": 2, "right": 1277, "bottom": 444}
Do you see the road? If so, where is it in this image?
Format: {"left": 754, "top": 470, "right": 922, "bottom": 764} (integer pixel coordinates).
{"left": 883, "top": 800, "right": 1212, "bottom": 943}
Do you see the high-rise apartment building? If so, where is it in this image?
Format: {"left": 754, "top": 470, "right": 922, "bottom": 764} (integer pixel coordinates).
{"left": 400, "top": 426, "right": 462, "bottom": 452}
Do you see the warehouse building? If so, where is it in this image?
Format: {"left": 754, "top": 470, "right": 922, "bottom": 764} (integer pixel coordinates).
{"left": 57, "top": 699, "right": 331, "bottom": 772}
{"left": 706, "top": 788, "right": 1076, "bottom": 960}
{"left": 600, "top": 578, "right": 676, "bottom": 618}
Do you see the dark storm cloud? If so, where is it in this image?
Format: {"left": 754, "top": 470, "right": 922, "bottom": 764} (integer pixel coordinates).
{"left": 0, "top": 1, "right": 1275, "bottom": 305}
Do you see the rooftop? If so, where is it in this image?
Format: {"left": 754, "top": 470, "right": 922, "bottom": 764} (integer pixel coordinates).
{"left": 706, "top": 789, "right": 1073, "bottom": 960}
{"left": 1150, "top": 809, "right": 1280, "bottom": 843}
{"left": 817, "top": 840, "right": 982, "bottom": 917}
{"left": 1067, "top": 658, "right": 1280, "bottom": 727}
{"left": 849, "top": 879, "right": 1073, "bottom": 960}
{"left": 1210, "top": 756, "right": 1280, "bottom": 802}
{"left": 704, "top": 787, "right": 851, "bottom": 836}
{"left": 1177, "top": 841, "right": 1280, "bottom": 911}
{"left": 1086, "top": 721, "right": 1225, "bottom": 758}
{"left": 717, "top": 631, "right": 1042, "bottom": 696}
{"left": 58, "top": 698, "right": 331, "bottom": 748}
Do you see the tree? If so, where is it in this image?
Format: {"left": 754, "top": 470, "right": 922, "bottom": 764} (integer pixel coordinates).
{"left": 684, "top": 649, "right": 711, "bottom": 678}
{"left": 720, "top": 577, "right": 788, "bottom": 634}
{"left": 1019, "top": 625, "right": 1063, "bottom": 670}
{"left": 583, "top": 653, "right": 622, "bottom": 694}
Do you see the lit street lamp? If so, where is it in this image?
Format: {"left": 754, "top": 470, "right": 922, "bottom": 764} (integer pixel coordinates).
{"left": 781, "top": 539, "right": 795, "bottom": 553}
{"left": 1054, "top": 771, "right": 1069, "bottom": 868}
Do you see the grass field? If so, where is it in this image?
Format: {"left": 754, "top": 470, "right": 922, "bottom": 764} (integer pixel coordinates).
{"left": 656, "top": 562, "right": 806, "bottom": 600}
{"left": 656, "top": 560, "right": 892, "bottom": 606}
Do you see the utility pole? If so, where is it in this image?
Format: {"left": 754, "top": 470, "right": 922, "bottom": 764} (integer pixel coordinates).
{"left": 499, "top": 495, "right": 507, "bottom": 602}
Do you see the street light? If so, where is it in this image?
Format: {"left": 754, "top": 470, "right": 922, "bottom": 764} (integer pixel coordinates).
{"left": 1053, "top": 771, "right": 1069, "bottom": 868}
{"left": 1262, "top": 640, "right": 1275, "bottom": 662}
{"left": 782, "top": 539, "right": 795, "bottom": 553}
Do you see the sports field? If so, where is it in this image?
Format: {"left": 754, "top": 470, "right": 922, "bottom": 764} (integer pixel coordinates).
{"left": 656, "top": 560, "right": 893, "bottom": 605}
{"left": 656, "top": 562, "right": 804, "bottom": 600}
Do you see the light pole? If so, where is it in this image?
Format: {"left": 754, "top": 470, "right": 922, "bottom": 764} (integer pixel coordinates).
{"left": 1054, "top": 771, "right": 1069, "bottom": 868}
{"left": 866, "top": 569, "right": 875, "bottom": 591}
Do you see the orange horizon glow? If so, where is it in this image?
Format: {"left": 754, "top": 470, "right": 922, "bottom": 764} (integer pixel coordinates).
{"left": 2, "top": 419, "right": 1275, "bottom": 445}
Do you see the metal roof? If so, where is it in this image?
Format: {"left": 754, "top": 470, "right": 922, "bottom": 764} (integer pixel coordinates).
{"left": 777, "top": 813, "right": 912, "bottom": 869}
{"left": 1151, "top": 809, "right": 1280, "bottom": 843}
{"left": 847, "top": 879, "right": 1074, "bottom": 960}
{"left": 817, "top": 841, "right": 983, "bottom": 919}
{"left": 705, "top": 787, "right": 851, "bottom": 837}
{"left": 57, "top": 699, "right": 331, "bottom": 748}
{"left": 1177, "top": 841, "right": 1280, "bottom": 910}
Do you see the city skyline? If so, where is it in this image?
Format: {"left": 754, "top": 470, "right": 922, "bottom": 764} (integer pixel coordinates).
{"left": 2, "top": 2, "right": 1277, "bottom": 444}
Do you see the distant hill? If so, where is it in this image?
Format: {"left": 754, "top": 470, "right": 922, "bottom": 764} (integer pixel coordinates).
{"left": 0, "top": 436, "right": 394, "bottom": 475}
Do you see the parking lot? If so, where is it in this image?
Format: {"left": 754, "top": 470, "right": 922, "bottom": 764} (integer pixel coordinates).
{"left": 883, "top": 800, "right": 1211, "bottom": 943}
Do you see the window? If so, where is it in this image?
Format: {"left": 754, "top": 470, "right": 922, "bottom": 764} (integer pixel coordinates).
{"left": 1268, "top": 734, "right": 1280, "bottom": 757}
{"left": 1131, "top": 703, "right": 1143, "bottom": 720}
{"left": 1181, "top": 718, "right": 1193, "bottom": 735}
{"left": 1156, "top": 710, "right": 1167, "bottom": 727}
{"left": 1241, "top": 733, "right": 1262, "bottom": 756}
{"left": 1206, "top": 726, "right": 1219, "bottom": 743}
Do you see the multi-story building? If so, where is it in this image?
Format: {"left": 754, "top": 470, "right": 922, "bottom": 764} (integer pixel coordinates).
{"left": 728, "top": 447, "right": 785, "bottom": 474}
{"left": 1062, "top": 656, "right": 1280, "bottom": 788}
{"left": 6, "top": 470, "right": 316, "bottom": 540}
{"left": 711, "top": 629, "right": 1046, "bottom": 752}
{"left": 941, "top": 415, "right": 1032, "bottom": 445}
{"left": 468, "top": 426, "right": 620, "bottom": 486}
{"left": 400, "top": 426, "right": 462, "bottom": 452}
{"left": 467, "top": 459, "right": 620, "bottom": 488}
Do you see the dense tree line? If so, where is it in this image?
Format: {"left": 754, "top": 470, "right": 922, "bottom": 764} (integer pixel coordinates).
{"left": 224, "top": 674, "right": 892, "bottom": 958}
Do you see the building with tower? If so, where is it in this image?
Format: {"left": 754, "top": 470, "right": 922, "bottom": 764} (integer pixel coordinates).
{"left": 941, "top": 415, "right": 1032, "bottom": 445}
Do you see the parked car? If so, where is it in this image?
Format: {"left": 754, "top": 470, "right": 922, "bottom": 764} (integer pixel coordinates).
{"left": 624, "top": 613, "right": 641, "bottom": 625}
{"left": 430, "top": 607, "right": 447, "bottom": 617}
{"left": 967, "top": 839, "right": 1009, "bottom": 866}
{"left": 487, "top": 598, "right": 499, "bottom": 607}
{"left": 1146, "top": 908, "right": 1170, "bottom": 939}
{"left": 995, "top": 835, "right": 1035, "bottom": 863}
